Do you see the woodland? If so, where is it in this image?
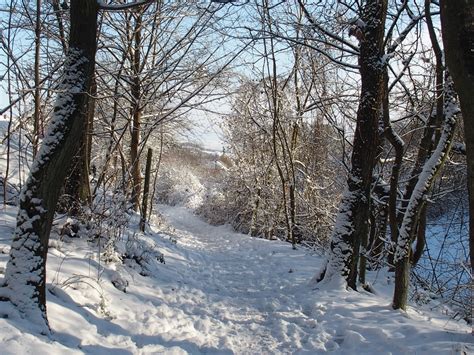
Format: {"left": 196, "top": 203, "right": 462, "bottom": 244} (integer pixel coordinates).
{"left": 0, "top": 0, "right": 472, "bottom": 351}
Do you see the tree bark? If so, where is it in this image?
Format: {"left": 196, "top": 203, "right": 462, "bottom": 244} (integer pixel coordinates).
{"left": 130, "top": 11, "right": 143, "bottom": 211}
{"left": 321, "top": 0, "right": 387, "bottom": 289}
{"left": 63, "top": 75, "right": 95, "bottom": 212}
{"left": 33, "top": 0, "right": 42, "bottom": 158}
{"left": 390, "top": 0, "right": 443, "bottom": 267}
{"left": 393, "top": 77, "right": 459, "bottom": 310}
{"left": 411, "top": 204, "right": 427, "bottom": 266}
{"left": 0, "top": 0, "right": 98, "bottom": 331}
{"left": 140, "top": 148, "right": 153, "bottom": 232}
{"left": 381, "top": 68, "right": 405, "bottom": 267}
{"left": 440, "top": 0, "right": 474, "bottom": 275}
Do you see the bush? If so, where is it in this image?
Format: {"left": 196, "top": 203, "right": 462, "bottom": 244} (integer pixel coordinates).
{"left": 155, "top": 165, "right": 205, "bottom": 209}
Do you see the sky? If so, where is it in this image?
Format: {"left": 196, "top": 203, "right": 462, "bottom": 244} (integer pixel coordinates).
{"left": 188, "top": 115, "right": 225, "bottom": 151}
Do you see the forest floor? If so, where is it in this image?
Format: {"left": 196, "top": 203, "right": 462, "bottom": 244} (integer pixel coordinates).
{"left": 0, "top": 204, "right": 472, "bottom": 354}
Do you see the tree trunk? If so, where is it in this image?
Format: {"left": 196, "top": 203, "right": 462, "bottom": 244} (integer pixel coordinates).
{"left": 33, "top": 0, "right": 42, "bottom": 158}
{"left": 381, "top": 68, "right": 405, "bottom": 267}
{"left": 130, "top": 12, "right": 142, "bottom": 211}
{"left": 321, "top": 0, "right": 387, "bottom": 289}
{"left": 390, "top": 0, "right": 443, "bottom": 267}
{"left": 51, "top": 0, "right": 67, "bottom": 51}
{"left": 63, "top": 75, "right": 95, "bottom": 213}
{"left": 140, "top": 148, "right": 153, "bottom": 232}
{"left": 86, "top": 76, "right": 96, "bottom": 175}
{"left": 0, "top": 0, "right": 98, "bottom": 331}
{"left": 250, "top": 185, "right": 261, "bottom": 237}
{"left": 440, "top": 0, "right": 474, "bottom": 275}
{"left": 393, "top": 77, "right": 459, "bottom": 310}
{"left": 148, "top": 128, "right": 164, "bottom": 220}
{"left": 411, "top": 205, "right": 427, "bottom": 267}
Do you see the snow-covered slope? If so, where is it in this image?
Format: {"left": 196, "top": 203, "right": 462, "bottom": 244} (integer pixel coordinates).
{"left": 0, "top": 205, "right": 472, "bottom": 354}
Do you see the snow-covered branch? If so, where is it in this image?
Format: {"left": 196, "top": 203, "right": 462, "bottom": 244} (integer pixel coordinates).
{"left": 98, "top": 0, "right": 245, "bottom": 11}
{"left": 394, "top": 76, "right": 460, "bottom": 263}
{"left": 97, "top": 0, "right": 155, "bottom": 11}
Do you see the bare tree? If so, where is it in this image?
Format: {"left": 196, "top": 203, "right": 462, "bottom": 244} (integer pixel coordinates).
{"left": 0, "top": 0, "right": 99, "bottom": 331}
{"left": 318, "top": 0, "right": 388, "bottom": 289}
{"left": 0, "top": 0, "right": 162, "bottom": 332}
{"left": 393, "top": 74, "right": 460, "bottom": 310}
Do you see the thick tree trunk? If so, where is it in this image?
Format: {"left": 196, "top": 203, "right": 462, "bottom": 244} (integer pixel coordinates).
{"left": 63, "top": 76, "right": 95, "bottom": 212}
{"left": 321, "top": 0, "right": 387, "bottom": 289}
{"left": 0, "top": 0, "right": 98, "bottom": 331}
{"left": 440, "top": 0, "right": 474, "bottom": 275}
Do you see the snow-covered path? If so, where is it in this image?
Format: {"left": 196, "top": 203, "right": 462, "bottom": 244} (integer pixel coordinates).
{"left": 0, "top": 205, "right": 472, "bottom": 354}
{"left": 156, "top": 205, "right": 326, "bottom": 353}
{"left": 106, "top": 205, "right": 471, "bottom": 354}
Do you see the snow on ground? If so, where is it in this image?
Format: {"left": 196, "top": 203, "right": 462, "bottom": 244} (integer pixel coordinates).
{"left": 0, "top": 204, "right": 472, "bottom": 354}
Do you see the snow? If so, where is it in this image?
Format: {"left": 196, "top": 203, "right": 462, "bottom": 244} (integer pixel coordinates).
{"left": 97, "top": 0, "right": 155, "bottom": 11}
{"left": 322, "top": 185, "right": 357, "bottom": 286}
{"left": 415, "top": 205, "right": 471, "bottom": 318}
{"left": 0, "top": 204, "right": 471, "bottom": 353}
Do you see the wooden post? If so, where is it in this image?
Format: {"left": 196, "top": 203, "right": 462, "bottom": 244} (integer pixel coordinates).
{"left": 140, "top": 147, "right": 153, "bottom": 232}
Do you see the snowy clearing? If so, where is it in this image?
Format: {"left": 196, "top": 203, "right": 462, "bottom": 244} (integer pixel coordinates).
{"left": 0, "top": 204, "right": 472, "bottom": 354}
